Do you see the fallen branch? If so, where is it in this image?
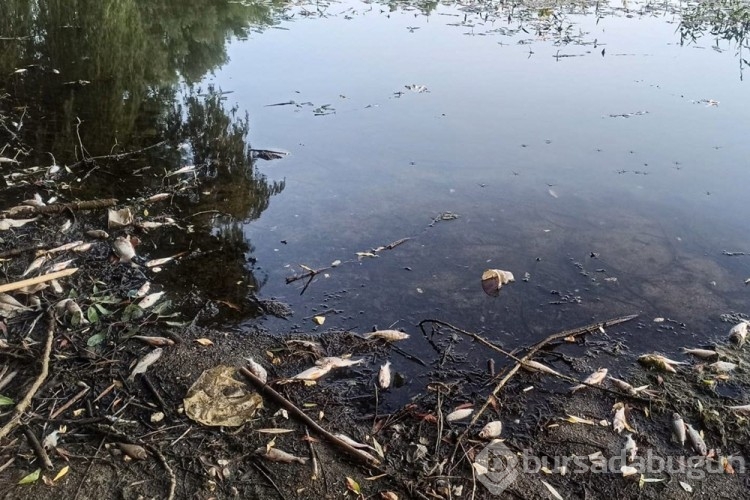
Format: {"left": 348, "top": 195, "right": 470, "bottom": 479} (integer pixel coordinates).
{"left": 239, "top": 367, "right": 382, "bottom": 469}
{"left": 0, "top": 310, "right": 55, "bottom": 441}
{"left": 1, "top": 198, "right": 117, "bottom": 219}
{"left": 0, "top": 268, "right": 77, "bottom": 294}
{"left": 23, "top": 426, "right": 53, "bottom": 469}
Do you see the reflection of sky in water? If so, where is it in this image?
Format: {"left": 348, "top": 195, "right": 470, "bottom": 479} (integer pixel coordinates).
{"left": 209, "top": 1, "right": 749, "bottom": 371}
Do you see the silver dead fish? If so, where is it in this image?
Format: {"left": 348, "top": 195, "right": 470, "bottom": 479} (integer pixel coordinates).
{"left": 685, "top": 423, "right": 707, "bottom": 456}
{"left": 522, "top": 360, "right": 564, "bottom": 378}
{"left": 113, "top": 236, "right": 137, "bottom": 263}
{"left": 478, "top": 421, "right": 503, "bottom": 439}
{"left": 255, "top": 446, "right": 308, "bottom": 464}
{"left": 623, "top": 434, "right": 637, "bottom": 462}
{"left": 638, "top": 354, "right": 686, "bottom": 373}
{"left": 316, "top": 356, "right": 364, "bottom": 368}
{"left": 570, "top": 367, "right": 608, "bottom": 393}
{"left": 709, "top": 361, "right": 738, "bottom": 373}
{"left": 682, "top": 348, "right": 719, "bottom": 361}
{"left": 364, "top": 329, "right": 410, "bottom": 342}
{"left": 127, "top": 348, "right": 163, "bottom": 382}
{"left": 246, "top": 357, "right": 268, "bottom": 384}
{"left": 379, "top": 361, "right": 392, "bottom": 389}
{"left": 672, "top": 413, "right": 686, "bottom": 446}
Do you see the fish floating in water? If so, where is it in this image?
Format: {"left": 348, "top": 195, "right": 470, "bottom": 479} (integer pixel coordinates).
{"left": 364, "top": 330, "right": 410, "bottom": 342}
{"left": 379, "top": 361, "right": 392, "bottom": 389}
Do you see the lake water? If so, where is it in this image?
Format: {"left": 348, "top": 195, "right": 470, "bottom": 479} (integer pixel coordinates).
{"left": 2, "top": 0, "right": 750, "bottom": 397}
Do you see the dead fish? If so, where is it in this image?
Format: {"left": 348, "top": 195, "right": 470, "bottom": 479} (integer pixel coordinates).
{"left": 134, "top": 281, "right": 151, "bottom": 298}
{"left": 127, "top": 348, "right": 163, "bottom": 381}
{"left": 727, "top": 404, "right": 750, "bottom": 415}
{"left": 292, "top": 364, "right": 332, "bottom": 381}
{"left": 672, "top": 413, "right": 686, "bottom": 446}
{"left": 47, "top": 241, "right": 84, "bottom": 254}
{"left": 255, "top": 446, "right": 308, "bottom": 464}
{"left": 132, "top": 336, "right": 175, "bottom": 347}
{"left": 0, "top": 293, "right": 27, "bottom": 309}
{"left": 522, "top": 360, "right": 564, "bottom": 378}
{"left": 638, "top": 354, "right": 686, "bottom": 373}
{"left": 364, "top": 330, "right": 410, "bottom": 342}
{"left": 0, "top": 217, "right": 37, "bottom": 231}
{"left": 165, "top": 165, "right": 196, "bottom": 177}
{"left": 446, "top": 408, "right": 473, "bottom": 422}
{"left": 118, "top": 442, "right": 148, "bottom": 460}
{"left": 612, "top": 404, "right": 631, "bottom": 434}
{"left": 682, "top": 348, "right": 719, "bottom": 360}
{"left": 113, "top": 236, "right": 137, "bottom": 263}
{"left": 685, "top": 423, "right": 707, "bottom": 456}
{"left": 729, "top": 322, "right": 748, "bottom": 346}
{"left": 59, "top": 219, "right": 72, "bottom": 233}
{"left": 137, "top": 292, "right": 165, "bottom": 310}
{"left": 138, "top": 221, "right": 169, "bottom": 230}
{"left": 316, "top": 356, "right": 364, "bottom": 368}
{"left": 709, "top": 361, "right": 738, "bottom": 373}
{"left": 624, "top": 434, "right": 637, "bottom": 462}
{"left": 145, "top": 193, "right": 170, "bottom": 203}
{"left": 334, "top": 433, "right": 377, "bottom": 452}
{"left": 22, "top": 255, "right": 47, "bottom": 277}
{"left": 145, "top": 254, "right": 183, "bottom": 268}
{"left": 86, "top": 230, "right": 109, "bottom": 239}
{"left": 379, "top": 361, "right": 392, "bottom": 389}
{"left": 48, "top": 259, "right": 75, "bottom": 273}
{"left": 570, "top": 367, "right": 608, "bottom": 393}
{"left": 609, "top": 377, "right": 639, "bottom": 396}
{"left": 245, "top": 357, "right": 268, "bottom": 384}
{"left": 478, "top": 421, "right": 503, "bottom": 439}
{"left": 71, "top": 242, "right": 94, "bottom": 253}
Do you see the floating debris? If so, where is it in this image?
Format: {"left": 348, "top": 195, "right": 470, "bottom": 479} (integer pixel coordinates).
{"left": 481, "top": 269, "right": 515, "bottom": 297}
{"left": 364, "top": 330, "right": 410, "bottom": 342}
{"left": 184, "top": 365, "right": 263, "bottom": 427}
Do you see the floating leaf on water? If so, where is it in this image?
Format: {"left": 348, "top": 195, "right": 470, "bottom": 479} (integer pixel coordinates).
{"left": 18, "top": 469, "right": 41, "bottom": 485}
{"left": 481, "top": 269, "right": 515, "bottom": 296}
{"left": 107, "top": 208, "right": 133, "bottom": 228}
{"left": 127, "top": 348, "right": 163, "bottom": 381}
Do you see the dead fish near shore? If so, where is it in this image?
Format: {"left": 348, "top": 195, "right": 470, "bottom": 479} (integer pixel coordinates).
{"left": 245, "top": 357, "right": 268, "bottom": 384}
{"left": 255, "top": 446, "right": 308, "bottom": 464}
{"left": 479, "top": 421, "right": 503, "bottom": 439}
{"left": 22, "top": 255, "right": 47, "bottom": 277}
{"left": 137, "top": 292, "right": 165, "bottom": 310}
{"left": 638, "top": 354, "right": 686, "bottom": 373}
{"left": 608, "top": 377, "right": 652, "bottom": 397}
{"left": 682, "top": 348, "right": 719, "bottom": 361}
{"left": 446, "top": 407, "right": 474, "bottom": 422}
{"left": 0, "top": 217, "right": 37, "bottom": 231}
{"left": 685, "top": 423, "right": 707, "bottom": 456}
{"left": 612, "top": 403, "right": 633, "bottom": 434}
{"left": 672, "top": 413, "right": 686, "bottom": 446}
{"left": 112, "top": 236, "right": 137, "bottom": 264}
{"left": 522, "top": 360, "right": 564, "bottom": 378}
{"left": 291, "top": 364, "right": 332, "bottom": 381}
{"left": 334, "top": 433, "right": 377, "bottom": 453}
{"left": 127, "top": 348, "right": 163, "bottom": 381}
{"left": 132, "top": 336, "right": 175, "bottom": 347}
{"left": 316, "top": 356, "right": 364, "bottom": 368}
{"left": 481, "top": 269, "right": 515, "bottom": 297}
{"left": 729, "top": 322, "right": 748, "bottom": 347}
{"left": 570, "top": 368, "right": 607, "bottom": 393}
{"left": 86, "top": 229, "right": 109, "bottom": 239}
{"left": 364, "top": 330, "right": 410, "bottom": 342}
{"left": 727, "top": 404, "right": 750, "bottom": 415}
{"left": 379, "top": 361, "right": 392, "bottom": 389}
{"left": 623, "top": 434, "right": 637, "bottom": 462}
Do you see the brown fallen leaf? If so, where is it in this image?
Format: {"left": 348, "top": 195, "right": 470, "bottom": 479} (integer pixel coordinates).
{"left": 195, "top": 338, "right": 214, "bottom": 347}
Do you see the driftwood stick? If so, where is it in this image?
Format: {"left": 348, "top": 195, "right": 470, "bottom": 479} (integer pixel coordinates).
{"left": 0, "top": 268, "right": 77, "bottom": 294}
{"left": 2, "top": 198, "right": 117, "bottom": 218}
{"left": 23, "top": 426, "right": 53, "bottom": 469}
{"left": 0, "top": 310, "right": 55, "bottom": 440}
{"left": 239, "top": 367, "right": 382, "bottom": 469}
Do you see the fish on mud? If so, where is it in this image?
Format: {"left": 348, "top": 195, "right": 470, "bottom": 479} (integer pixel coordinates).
{"left": 570, "top": 368, "right": 607, "bottom": 393}
{"left": 246, "top": 357, "right": 268, "bottom": 384}
{"left": 638, "top": 354, "right": 686, "bottom": 373}
{"left": 255, "top": 446, "right": 308, "bottom": 464}
{"left": 379, "top": 361, "right": 392, "bottom": 389}
{"left": 682, "top": 348, "right": 719, "bottom": 361}
{"left": 672, "top": 413, "right": 686, "bottom": 446}
{"left": 478, "top": 421, "right": 503, "bottom": 439}
{"left": 729, "top": 322, "right": 748, "bottom": 346}
{"left": 685, "top": 423, "right": 707, "bottom": 456}
{"left": 364, "top": 330, "right": 410, "bottom": 342}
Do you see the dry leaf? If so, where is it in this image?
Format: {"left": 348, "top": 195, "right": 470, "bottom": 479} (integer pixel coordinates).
{"left": 127, "top": 348, "right": 163, "bottom": 381}
{"left": 53, "top": 466, "right": 69, "bottom": 482}
{"left": 195, "top": 338, "right": 214, "bottom": 346}
{"left": 346, "top": 477, "right": 361, "bottom": 495}
{"left": 107, "top": 208, "right": 133, "bottom": 228}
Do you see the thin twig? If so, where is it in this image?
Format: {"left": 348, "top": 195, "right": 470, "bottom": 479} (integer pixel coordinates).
{"left": 147, "top": 445, "right": 176, "bottom": 500}
{"left": 0, "top": 310, "right": 55, "bottom": 440}
{"left": 23, "top": 426, "right": 53, "bottom": 469}
{"left": 240, "top": 367, "right": 382, "bottom": 469}
{"left": 49, "top": 384, "right": 90, "bottom": 419}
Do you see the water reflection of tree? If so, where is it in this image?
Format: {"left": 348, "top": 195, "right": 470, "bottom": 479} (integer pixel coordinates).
{"left": 680, "top": 0, "right": 750, "bottom": 79}
{"left": 0, "top": 0, "right": 282, "bottom": 159}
